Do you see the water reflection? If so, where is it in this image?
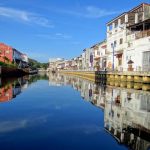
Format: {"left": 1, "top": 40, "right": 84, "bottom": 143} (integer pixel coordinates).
{"left": 48, "top": 73, "right": 150, "bottom": 150}
{"left": 0, "top": 74, "right": 48, "bottom": 102}
{"left": 0, "top": 73, "right": 149, "bottom": 150}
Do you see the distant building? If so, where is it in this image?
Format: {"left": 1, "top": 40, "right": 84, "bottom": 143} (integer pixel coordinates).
{"left": 71, "top": 58, "right": 78, "bottom": 70}
{"left": 81, "top": 49, "right": 86, "bottom": 70}
{"left": 48, "top": 58, "right": 64, "bottom": 71}
{"left": 13, "top": 48, "right": 28, "bottom": 68}
{"left": 77, "top": 56, "right": 82, "bottom": 70}
{"left": 92, "top": 40, "right": 107, "bottom": 71}
{"left": 82, "top": 48, "right": 92, "bottom": 71}
{"left": 0, "top": 42, "right": 28, "bottom": 68}
{"left": 64, "top": 60, "right": 72, "bottom": 70}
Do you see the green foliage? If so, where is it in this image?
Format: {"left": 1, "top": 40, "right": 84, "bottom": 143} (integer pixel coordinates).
{"left": 0, "top": 61, "right": 17, "bottom": 68}
{"left": 28, "top": 58, "right": 48, "bottom": 69}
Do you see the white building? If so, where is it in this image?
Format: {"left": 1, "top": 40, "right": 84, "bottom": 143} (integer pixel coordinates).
{"left": 106, "top": 3, "right": 150, "bottom": 72}
{"left": 81, "top": 49, "right": 86, "bottom": 70}
{"left": 93, "top": 40, "right": 107, "bottom": 71}
{"left": 82, "top": 48, "right": 94, "bottom": 71}
{"left": 125, "top": 3, "right": 150, "bottom": 71}
{"left": 107, "top": 3, "right": 150, "bottom": 71}
{"left": 106, "top": 12, "right": 128, "bottom": 71}
{"left": 48, "top": 58, "right": 64, "bottom": 71}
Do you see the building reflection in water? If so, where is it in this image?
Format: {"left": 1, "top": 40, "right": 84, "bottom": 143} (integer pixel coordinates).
{"left": 48, "top": 73, "right": 150, "bottom": 150}
{"left": 0, "top": 77, "right": 29, "bottom": 102}
{"left": 0, "top": 74, "right": 48, "bottom": 102}
{"left": 1, "top": 73, "right": 149, "bottom": 150}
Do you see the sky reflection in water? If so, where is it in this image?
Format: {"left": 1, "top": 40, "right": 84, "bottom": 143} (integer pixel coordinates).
{"left": 0, "top": 74, "right": 149, "bottom": 150}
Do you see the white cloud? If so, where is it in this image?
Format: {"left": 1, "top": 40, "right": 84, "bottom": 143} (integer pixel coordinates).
{"left": 0, "top": 115, "right": 50, "bottom": 133}
{"left": 56, "top": 33, "right": 72, "bottom": 39}
{"left": 85, "top": 6, "right": 121, "bottom": 18}
{"left": 52, "top": 6, "right": 121, "bottom": 19}
{"left": 0, "top": 6, "right": 54, "bottom": 28}
{"left": 0, "top": 120, "right": 27, "bottom": 133}
{"left": 36, "top": 33, "right": 72, "bottom": 40}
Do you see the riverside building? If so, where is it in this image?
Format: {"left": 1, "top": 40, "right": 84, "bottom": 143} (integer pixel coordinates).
{"left": 106, "top": 3, "right": 150, "bottom": 71}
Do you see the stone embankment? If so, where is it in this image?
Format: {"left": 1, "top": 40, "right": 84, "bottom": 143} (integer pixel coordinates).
{"left": 60, "top": 71, "right": 150, "bottom": 91}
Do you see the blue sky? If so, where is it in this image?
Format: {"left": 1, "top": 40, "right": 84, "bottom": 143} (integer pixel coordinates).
{"left": 0, "top": 0, "right": 149, "bottom": 62}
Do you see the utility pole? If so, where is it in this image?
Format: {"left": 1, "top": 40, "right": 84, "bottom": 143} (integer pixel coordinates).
{"left": 111, "top": 41, "right": 116, "bottom": 71}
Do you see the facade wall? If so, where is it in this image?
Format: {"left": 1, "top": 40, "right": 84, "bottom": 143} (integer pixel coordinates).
{"left": 124, "top": 35, "right": 150, "bottom": 71}
{"left": 85, "top": 48, "right": 90, "bottom": 70}
{"left": 13, "top": 49, "right": 23, "bottom": 61}
{"left": 89, "top": 48, "right": 94, "bottom": 71}
{"left": 22, "top": 54, "right": 28, "bottom": 63}
{"left": 106, "top": 14, "right": 128, "bottom": 71}
{"left": 0, "top": 43, "right": 13, "bottom": 63}
{"left": 82, "top": 51, "right": 86, "bottom": 70}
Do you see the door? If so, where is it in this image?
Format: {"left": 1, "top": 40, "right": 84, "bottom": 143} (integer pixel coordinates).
{"left": 143, "top": 51, "right": 150, "bottom": 71}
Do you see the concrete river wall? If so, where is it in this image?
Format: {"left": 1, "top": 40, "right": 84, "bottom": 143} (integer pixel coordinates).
{"left": 59, "top": 71, "right": 150, "bottom": 91}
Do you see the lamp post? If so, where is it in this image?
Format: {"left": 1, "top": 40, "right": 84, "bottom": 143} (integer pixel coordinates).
{"left": 111, "top": 41, "right": 116, "bottom": 71}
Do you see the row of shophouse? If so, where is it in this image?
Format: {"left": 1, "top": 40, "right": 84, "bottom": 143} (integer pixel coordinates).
{"left": 0, "top": 42, "right": 28, "bottom": 68}
{"left": 49, "top": 3, "right": 150, "bottom": 72}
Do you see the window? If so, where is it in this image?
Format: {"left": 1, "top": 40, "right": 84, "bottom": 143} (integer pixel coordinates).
{"left": 118, "top": 58, "right": 122, "bottom": 66}
{"left": 114, "top": 41, "right": 117, "bottom": 47}
{"left": 111, "top": 41, "right": 117, "bottom": 49}
{"left": 114, "top": 22, "right": 118, "bottom": 28}
{"left": 6, "top": 50, "right": 9, "bottom": 54}
{"left": 0, "top": 50, "right": 2, "bottom": 54}
{"left": 109, "top": 25, "right": 112, "bottom": 30}
{"left": 97, "top": 51, "right": 100, "bottom": 55}
{"left": 120, "top": 38, "right": 123, "bottom": 44}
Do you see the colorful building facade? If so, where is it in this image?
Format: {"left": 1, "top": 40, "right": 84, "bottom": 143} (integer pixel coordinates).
{"left": 0, "top": 42, "right": 29, "bottom": 68}
{"left": 0, "top": 43, "right": 13, "bottom": 63}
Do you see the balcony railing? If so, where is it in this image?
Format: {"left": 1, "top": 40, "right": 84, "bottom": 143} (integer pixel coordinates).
{"left": 128, "top": 29, "right": 150, "bottom": 40}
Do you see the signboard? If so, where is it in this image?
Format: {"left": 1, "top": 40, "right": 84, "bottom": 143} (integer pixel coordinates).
{"left": 90, "top": 53, "right": 93, "bottom": 63}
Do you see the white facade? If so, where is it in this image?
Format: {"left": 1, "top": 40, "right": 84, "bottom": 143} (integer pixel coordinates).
{"left": 82, "top": 48, "right": 94, "bottom": 71}
{"left": 93, "top": 41, "right": 107, "bottom": 71}
{"left": 48, "top": 58, "right": 64, "bottom": 71}
{"left": 106, "top": 13, "right": 128, "bottom": 71}
{"left": 125, "top": 31, "right": 150, "bottom": 71}
{"left": 106, "top": 3, "right": 150, "bottom": 72}
{"left": 82, "top": 50, "right": 86, "bottom": 70}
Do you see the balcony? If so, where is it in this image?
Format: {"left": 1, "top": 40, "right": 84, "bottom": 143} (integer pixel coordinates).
{"left": 127, "top": 29, "right": 150, "bottom": 40}
{"left": 94, "top": 56, "right": 100, "bottom": 60}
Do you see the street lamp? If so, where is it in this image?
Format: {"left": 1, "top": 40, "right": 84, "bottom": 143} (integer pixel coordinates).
{"left": 111, "top": 41, "right": 116, "bottom": 71}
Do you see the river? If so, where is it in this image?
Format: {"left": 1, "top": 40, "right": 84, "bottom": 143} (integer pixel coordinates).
{"left": 0, "top": 73, "right": 149, "bottom": 150}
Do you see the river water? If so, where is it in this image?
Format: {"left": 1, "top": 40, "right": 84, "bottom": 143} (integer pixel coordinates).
{"left": 0, "top": 73, "right": 149, "bottom": 150}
